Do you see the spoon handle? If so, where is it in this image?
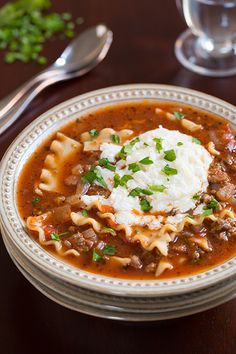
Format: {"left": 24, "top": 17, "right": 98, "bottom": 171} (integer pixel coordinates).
{"left": 0, "top": 69, "right": 67, "bottom": 135}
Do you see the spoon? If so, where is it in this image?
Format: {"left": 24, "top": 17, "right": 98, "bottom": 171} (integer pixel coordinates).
{"left": 0, "top": 24, "right": 113, "bottom": 135}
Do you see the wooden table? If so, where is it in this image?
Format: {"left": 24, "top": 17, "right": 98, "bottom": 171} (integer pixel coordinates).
{"left": 1, "top": 1, "right": 236, "bottom": 353}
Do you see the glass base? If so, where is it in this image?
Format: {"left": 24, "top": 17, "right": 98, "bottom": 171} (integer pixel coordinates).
{"left": 175, "top": 29, "right": 236, "bottom": 77}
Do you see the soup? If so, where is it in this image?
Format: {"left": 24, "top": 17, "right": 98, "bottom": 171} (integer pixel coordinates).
{"left": 17, "top": 101, "right": 236, "bottom": 279}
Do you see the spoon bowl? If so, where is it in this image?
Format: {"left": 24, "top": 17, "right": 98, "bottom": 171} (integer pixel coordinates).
{"left": 54, "top": 24, "right": 112, "bottom": 74}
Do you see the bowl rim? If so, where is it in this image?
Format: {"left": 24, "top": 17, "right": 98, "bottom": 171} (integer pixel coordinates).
{"left": 1, "top": 83, "right": 236, "bottom": 297}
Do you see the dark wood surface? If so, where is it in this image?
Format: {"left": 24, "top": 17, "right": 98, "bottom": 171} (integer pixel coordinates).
{"left": 1, "top": 1, "right": 236, "bottom": 353}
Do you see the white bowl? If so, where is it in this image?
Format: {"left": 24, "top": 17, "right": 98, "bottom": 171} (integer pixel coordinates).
{"left": 1, "top": 84, "right": 236, "bottom": 320}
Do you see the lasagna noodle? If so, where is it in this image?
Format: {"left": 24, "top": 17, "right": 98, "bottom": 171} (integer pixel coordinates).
{"left": 80, "top": 128, "right": 133, "bottom": 151}
{"left": 39, "top": 132, "right": 82, "bottom": 193}
{"left": 26, "top": 213, "right": 80, "bottom": 257}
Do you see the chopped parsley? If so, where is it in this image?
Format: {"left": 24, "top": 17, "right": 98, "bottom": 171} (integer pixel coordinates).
{"left": 173, "top": 111, "right": 185, "bottom": 119}
{"left": 81, "top": 167, "right": 107, "bottom": 188}
{"left": 114, "top": 174, "right": 121, "bottom": 188}
{"left": 129, "top": 187, "right": 153, "bottom": 197}
{"left": 89, "top": 129, "right": 98, "bottom": 137}
{"left": 103, "top": 245, "right": 116, "bottom": 255}
{"left": 119, "top": 145, "right": 133, "bottom": 159}
{"left": 128, "top": 162, "right": 140, "bottom": 173}
{"left": 185, "top": 214, "right": 194, "bottom": 219}
{"left": 164, "top": 149, "right": 176, "bottom": 162}
{"left": 144, "top": 142, "right": 149, "bottom": 147}
{"left": 153, "top": 138, "right": 163, "bottom": 153}
{"left": 112, "top": 174, "right": 134, "bottom": 188}
{"left": 81, "top": 210, "right": 88, "bottom": 217}
{"left": 103, "top": 227, "right": 117, "bottom": 236}
{"left": 192, "top": 137, "right": 202, "bottom": 145}
{"left": 148, "top": 184, "right": 167, "bottom": 192}
{"left": 177, "top": 142, "right": 183, "bottom": 146}
{"left": 98, "top": 158, "right": 116, "bottom": 171}
{"left": 139, "top": 157, "right": 154, "bottom": 165}
{"left": 110, "top": 134, "right": 120, "bottom": 144}
{"left": 201, "top": 209, "right": 213, "bottom": 217}
{"left": 92, "top": 249, "right": 103, "bottom": 262}
{"left": 130, "top": 137, "right": 140, "bottom": 146}
{"left": 32, "top": 197, "right": 41, "bottom": 206}
{"left": 203, "top": 197, "right": 218, "bottom": 211}
{"left": 118, "top": 137, "right": 140, "bottom": 159}
{"left": 120, "top": 175, "right": 133, "bottom": 187}
{"left": 192, "top": 194, "right": 200, "bottom": 200}
{"left": 162, "top": 165, "right": 178, "bottom": 176}
{"left": 140, "top": 199, "right": 152, "bottom": 212}
{"left": 50, "top": 232, "right": 68, "bottom": 241}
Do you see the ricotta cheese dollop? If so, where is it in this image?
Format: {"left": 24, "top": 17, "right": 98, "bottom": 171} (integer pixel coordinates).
{"left": 81, "top": 127, "right": 213, "bottom": 229}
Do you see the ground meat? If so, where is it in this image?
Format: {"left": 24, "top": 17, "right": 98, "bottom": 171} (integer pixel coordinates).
{"left": 87, "top": 185, "right": 111, "bottom": 198}
{"left": 216, "top": 183, "right": 236, "bottom": 202}
{"left": 171, "top": 243, "right": 188, "bottom": 254}
{"left": 129, "top": 255, "right": 142, "bottom": 269}
{"left": 145, "top": 262, "right": 156, "bottom": 273}
{"left": 208, "top": 163, "right": 230, "bottom": 184}
{"left": 63, "top": 228, "right": 98, "bottom": 252}
{"left": 52, "top": 204, "right": 71, "bottom": 224}
{"left": 211, "top": 218, "right": 236, "bottom": 238}
{"left": 71, "top": 164, "right": 84, "bottom": 175}
{"left": 64, "top": 175, "right": 80, "bottom": 186}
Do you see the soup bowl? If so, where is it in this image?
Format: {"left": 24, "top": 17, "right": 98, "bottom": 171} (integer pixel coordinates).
{"left": 1, "top": 84, "right": 236, "bottom": 320}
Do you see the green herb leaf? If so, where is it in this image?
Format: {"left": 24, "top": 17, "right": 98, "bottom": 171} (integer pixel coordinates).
{"left": 120, "top": 175, "right": 133, "bottom": 187}
{"left": 130, "top": 137, "right": 140, "bottom": 146}
{"left": 81, "top": 167, "right": 107, "bottom": 188}
{"left": 173, "top": 111, "right": 185, "bottom": 119}
{"left": 192, "top": 137, "right": 202, "bottom": 145}
{"left": 32, "top": 197, "right": 41, "bottom": 206}
{"left": 177, "top": 142, "right": 183, "bottom": 146}
{"left": 114, "top": 174, "right": 121, "bottom": 188}
{"left": 81, "top": 210, "right": 88, "bottom": 217}
{"left": 148, "top": 184, "right": 167, "bottom": 192}
{"left": 103, "top": 245, "right": 116, "bottom": 255}
{"left": 140, "top": 199, "right": 152, "bottom": 212}
{"left": 98, "top": 158, "right": 116, "bottom": 171}
{"left": 50, "top": 232, "right": 68, "bottom": 241}
{"left": 128, "top": 162, "right": 140, "bottom": 173}
{"left": 143, "top": 142, "right": 149, "bottom": 147}
{"left": 89, "top": 129, "right": 98, "bottom": 137}
{"left": 129, "top": 187, "right": 153, "bottom": 197}
{"left": 201, "top": 209, "right": 213, "bottom": 217}
{"left": 111, "top": 134, "right": 120, "bottom": 144}
{"left": 103, "top": 227, "right": 117, "bottom": 236}
{"left": 164, "top": 149, "right": 176, "bottom": 162}
{"left": 185, "top": 214, "right": 194, "bottom": 219}
{"left": 139, "top": 157, "right": 154, "bottom": 165}
{"left": 119, "top": 145, "right": 133, "bottom": 159}
{"left": 92, "top": 249, "right": 103, "bottom": 262}
{"left": 153, "top": 138, "right": 163, "bottom": 153}
{"left": 118, "top": 138, "right": 140, "bottom": 159}
{"left": 203, "top": 197, "right": 218, "bottom": 211}
{"left": 162, "top": 165, "right": 178, "bottom": 176}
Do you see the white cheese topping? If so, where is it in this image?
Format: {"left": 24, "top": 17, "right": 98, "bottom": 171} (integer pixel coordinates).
{"left": 81, "top": 127, "right": 213, "bottom": 229}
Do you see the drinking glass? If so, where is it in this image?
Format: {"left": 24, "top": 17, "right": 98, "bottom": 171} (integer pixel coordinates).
{"left": 175, "top": 0, "right": 236, "bottom": 77}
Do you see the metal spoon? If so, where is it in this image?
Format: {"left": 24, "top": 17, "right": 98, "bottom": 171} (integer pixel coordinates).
{"left": 0, "top": 24, "right": 113, "bottom": 135}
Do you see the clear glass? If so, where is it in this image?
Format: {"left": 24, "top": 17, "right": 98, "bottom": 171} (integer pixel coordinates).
{"left": 175, "top": 0, "right": 236, "bottom": 77}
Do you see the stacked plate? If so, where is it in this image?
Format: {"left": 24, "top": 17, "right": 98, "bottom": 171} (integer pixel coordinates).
{"left": 1, "top": 84, "right": 236, "bottom": 321}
